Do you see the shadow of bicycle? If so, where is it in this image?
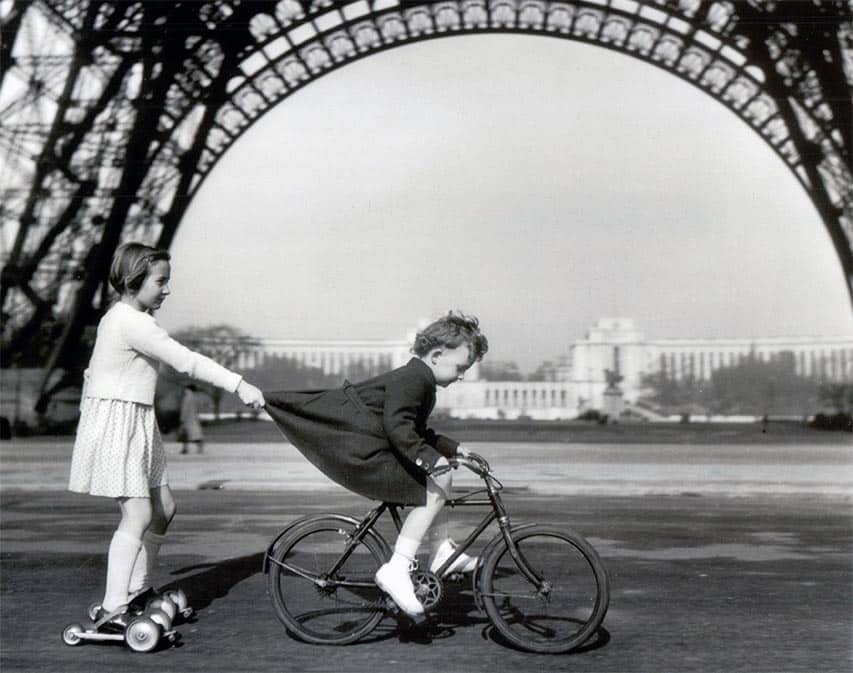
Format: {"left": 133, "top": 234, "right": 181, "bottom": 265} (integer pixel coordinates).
{"left": 165, "top": 554, "right": 609, "bottom": 655}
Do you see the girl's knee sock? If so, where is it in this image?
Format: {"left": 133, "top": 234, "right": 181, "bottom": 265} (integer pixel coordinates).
{"left": 102, "top": 530, "right": 142, "bottom": 612}
{"left": 128, "top": 531, "right": 166, "bottom": 596}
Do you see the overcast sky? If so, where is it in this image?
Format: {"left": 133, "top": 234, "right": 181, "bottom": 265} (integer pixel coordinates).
{"left": 157, "top": 36, "right": 853, "bottom": 371}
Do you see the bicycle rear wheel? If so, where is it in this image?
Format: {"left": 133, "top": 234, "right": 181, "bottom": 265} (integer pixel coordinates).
{"left": 267, "top": 518, "right": 388, "bottom": 645}
{"left": 479, "top": 525, "right": 609, "bottom": 654}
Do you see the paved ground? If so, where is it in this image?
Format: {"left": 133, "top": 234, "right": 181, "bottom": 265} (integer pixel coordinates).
{"left": 3, "top": 436, "right": 852, "bottom": 496}
{"left": 2, "top": 488, "right": 851, "bottom": 673}
{"left": 1, "top": 435, "right": 851, "bottom": 672}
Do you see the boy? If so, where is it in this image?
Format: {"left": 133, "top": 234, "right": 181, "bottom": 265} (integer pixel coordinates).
{"left": 265, "top": 312, "right": 488, "bottom": 616}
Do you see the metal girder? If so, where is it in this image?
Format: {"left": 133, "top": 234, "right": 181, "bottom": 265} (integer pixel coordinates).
{"left": 0, "top": 0, "right": 851, "bottom": 412}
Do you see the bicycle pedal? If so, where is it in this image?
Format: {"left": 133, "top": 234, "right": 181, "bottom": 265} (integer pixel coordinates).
{"left": 399, "top": 612, "right": 428, "bottom": 628}
{"left": 384, "top": 597, "right": 410, "bottom": 616}
{"left": 383, "top": 597, "right": 428, "bottom": 624}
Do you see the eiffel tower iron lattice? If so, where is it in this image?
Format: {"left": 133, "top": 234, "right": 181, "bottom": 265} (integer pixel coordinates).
{"left": 1, "top": 0, "right": 851, "bottom": 411}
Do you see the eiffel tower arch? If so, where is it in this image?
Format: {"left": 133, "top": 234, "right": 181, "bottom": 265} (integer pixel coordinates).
{"left": 1, "top": 0, "right": 851, "bottom": 411}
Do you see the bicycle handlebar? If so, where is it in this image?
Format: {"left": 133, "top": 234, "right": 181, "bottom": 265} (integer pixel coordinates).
{"left": 430, "top": 452, "right": 492, "bottom": 478}
{"left": 458, "top": 452, "right": 491, "bottom": 474}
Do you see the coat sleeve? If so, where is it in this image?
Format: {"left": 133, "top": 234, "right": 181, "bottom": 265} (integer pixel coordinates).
{"left": 422, "top": 427, "right": 459, "bottom": 458}
{"left": 124, "top": 313, "right": 243, "bottom": 393}
{"left": 382, "top": 374, "right": 448, "bottom": 474}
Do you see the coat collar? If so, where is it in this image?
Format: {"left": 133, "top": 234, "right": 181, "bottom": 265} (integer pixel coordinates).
{"left": 406, "top": 357, "right": 436, "bottom": 386}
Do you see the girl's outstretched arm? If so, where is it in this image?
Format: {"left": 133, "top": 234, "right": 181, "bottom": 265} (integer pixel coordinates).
{"left": 124, "top": 310, "right": 243, "bottom": 394}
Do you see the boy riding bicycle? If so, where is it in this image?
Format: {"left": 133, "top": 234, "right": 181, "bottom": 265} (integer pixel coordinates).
{"left": 264, "top": 312, "right": 488, "bottom": 617}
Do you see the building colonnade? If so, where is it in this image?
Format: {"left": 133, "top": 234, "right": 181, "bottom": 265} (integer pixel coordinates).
{"left": 218, "top": 319, "right": 851, "bottom": 418}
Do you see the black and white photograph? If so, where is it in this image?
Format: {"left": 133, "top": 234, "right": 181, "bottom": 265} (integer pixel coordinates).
{"left": 1, "top": 1, "right": 851, "bottom": 672}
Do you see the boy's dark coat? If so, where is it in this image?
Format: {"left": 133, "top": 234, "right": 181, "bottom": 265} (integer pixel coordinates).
{"left": 264, "top": 358, "right": 459, "bottom": 505}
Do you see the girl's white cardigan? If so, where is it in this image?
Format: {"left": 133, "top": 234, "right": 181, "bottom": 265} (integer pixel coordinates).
{"left": 82, "top": 302, "right": 242, "bottom": 405}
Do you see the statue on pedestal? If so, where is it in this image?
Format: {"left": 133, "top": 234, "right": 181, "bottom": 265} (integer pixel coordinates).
{"left": 602, "top": 348, "right": 625, "bottom": 422}
{"left": 604, "top": 368, "right": 623, "bottom": 393}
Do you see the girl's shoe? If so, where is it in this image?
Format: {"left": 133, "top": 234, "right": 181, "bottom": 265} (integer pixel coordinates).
{"left": 93, "top": 606, "right": 131, "bottom": 632}
{"left": 374, "top": 563, "right": 424, "bottom": 617}
{"left": 429, "top": 539, "right": 479, "bottom": 576}
{"left": 127, "top": 587, "right": 158, "bottom": 613}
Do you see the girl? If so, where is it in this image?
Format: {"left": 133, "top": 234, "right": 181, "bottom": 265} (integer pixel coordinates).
{"left": 265, "top": 312, "right": 488, "bottom": 617}
{"left": 68, "top": 242, "right": 265, "bottom": 629}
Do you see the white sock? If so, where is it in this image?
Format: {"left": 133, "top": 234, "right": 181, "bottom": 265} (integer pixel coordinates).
{"left": 388, "top": 535, "right": 420, "bottom": 569}
{"left": 128, "top": 531, "right": 166, "bottom": 597}
{"left": 102, "top": 531, "right": 142, "bottom": 612}
{"left": 430, "top": 536, "right": 454, "bottom": 557}
{"left": 429, "top": 507, "right": 450, "bottom": 548}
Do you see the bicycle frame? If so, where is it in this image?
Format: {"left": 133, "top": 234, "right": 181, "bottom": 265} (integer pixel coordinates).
{"left": 265, "top": 457, "right": 548, "bottom": 598}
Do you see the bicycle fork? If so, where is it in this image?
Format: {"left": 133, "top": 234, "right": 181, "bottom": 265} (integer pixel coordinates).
{"left": 487, "top": 489, "right": 551, "bottom": 602}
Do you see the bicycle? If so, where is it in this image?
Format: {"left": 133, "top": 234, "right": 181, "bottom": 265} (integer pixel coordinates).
{"left": 263, "top": 452, "right": 609, "bottom": 654}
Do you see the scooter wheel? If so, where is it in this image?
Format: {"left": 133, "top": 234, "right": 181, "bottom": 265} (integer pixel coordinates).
{"left": 62, "top": 623, "right": 85, "bottom": 646}
{"left": 87, "top": 602, "right": 101, "bottom": 622}
{"left": 147, "top": 596, "right": 176, "bottom": 620}
{"left": 147, "top": 608, "right": 172, "bottom": 632}
{"left": 125, "top": 617, "right": 160, "bottom": 653}
{"left": 163, "top": 589, "right": 192, "bottom": 617}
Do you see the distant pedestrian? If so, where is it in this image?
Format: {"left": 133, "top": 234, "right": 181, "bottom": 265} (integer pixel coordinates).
{"left": 67, "top": 242, "right": 265, "bottom": 631}
{"left": 265, "top": 312, "right": 488, "bottom": 617}
{"left": 179, "top": 385, "right": 204, "bottom": 454}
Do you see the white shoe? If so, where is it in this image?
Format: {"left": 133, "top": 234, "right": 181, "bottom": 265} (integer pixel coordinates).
{"left": 429, "top": 539, "right": 479, "bottom": 576}
{"left": 375, "top": 562, "right": 424, "bottom": 617}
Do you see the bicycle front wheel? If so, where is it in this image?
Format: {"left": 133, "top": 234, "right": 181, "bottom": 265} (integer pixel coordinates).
{"left": 267, "top": 518, "right": 388, "bottom": 645}
{"left": 479, "top": 525, "right": 609, "bottom": 654}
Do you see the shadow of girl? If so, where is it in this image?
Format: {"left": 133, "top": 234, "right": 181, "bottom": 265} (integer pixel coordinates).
{"left": 165, "top": 552, "right": 265, "bottom": 613}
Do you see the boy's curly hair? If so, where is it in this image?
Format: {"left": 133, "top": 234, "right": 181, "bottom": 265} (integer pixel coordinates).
{"left": 412, "top": 311, "right": 489, "bottom": 363}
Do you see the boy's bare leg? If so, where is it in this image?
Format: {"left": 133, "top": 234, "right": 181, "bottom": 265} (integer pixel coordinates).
{"left": 375, "top": 463, "right": 451, "bottom": 616}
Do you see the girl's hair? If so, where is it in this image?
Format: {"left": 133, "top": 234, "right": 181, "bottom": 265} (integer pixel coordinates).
{"left": 412, "top": 311, "right": 489, "bottom": 363}
{"left": 109, "top": 242, "right": 171, "bottom": 294}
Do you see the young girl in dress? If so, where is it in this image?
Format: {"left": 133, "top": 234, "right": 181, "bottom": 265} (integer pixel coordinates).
{"left": 68, "top": 242, "right": 265, "bottom": 629}
{"left": 265, "top": 312, "right": 488, "bottom": 617}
